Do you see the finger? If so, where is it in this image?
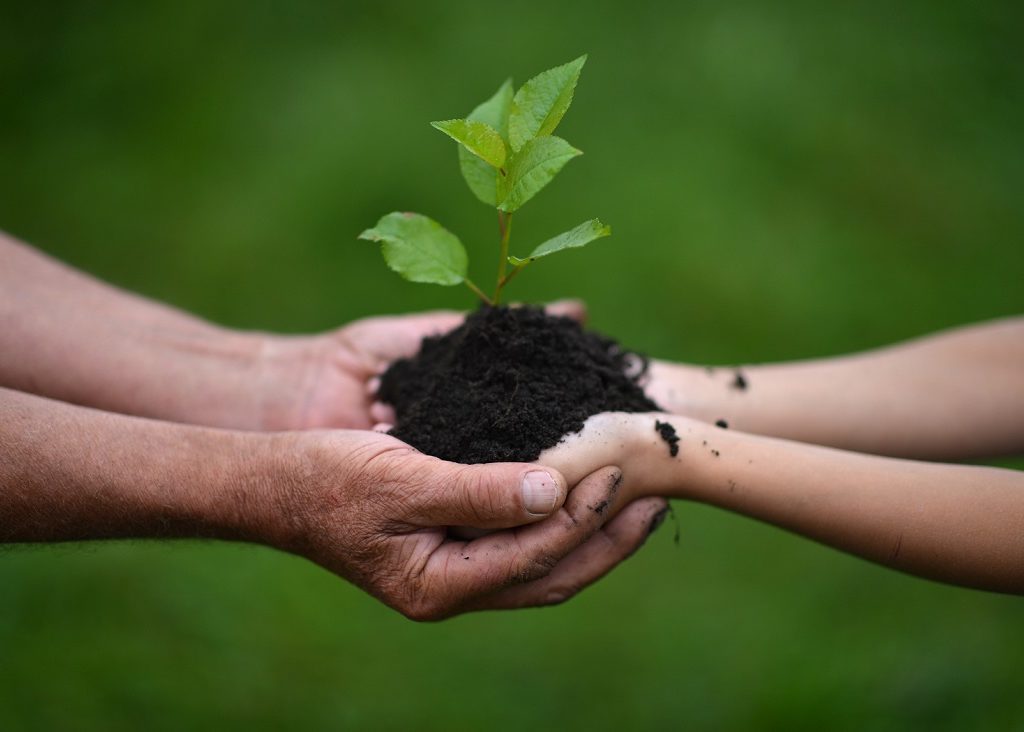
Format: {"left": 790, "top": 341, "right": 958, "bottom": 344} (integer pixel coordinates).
{"left": 473, "top": 497, "right": 669, "bottom": 610}
{"left": 544, "top": 298, "right": 587, "bottom": 325}
{"left": 394, "top": 309, "right": 465, "bottom": 331}
{"left": 411, "top": 461, "right": 569, "bottom": 529}
{"left": 372, "top": 422, "right": 394, "bottom": 433}
{"left": 355, "top": 311, "right": 467, "bottom": 363}
{"left": 370, "top": 401, "right": 396, "bottom": 424}
{"left": 425, "top": 466, "right": 623, "bottom": 605}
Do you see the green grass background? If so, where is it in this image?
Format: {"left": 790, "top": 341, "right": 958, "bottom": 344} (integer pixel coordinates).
{"left": 2, "top": 1, "right": 1023, "bottom": 729}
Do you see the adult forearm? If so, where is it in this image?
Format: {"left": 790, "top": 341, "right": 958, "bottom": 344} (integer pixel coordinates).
{"left": 650, "top": 317, "right": 1024, "bottom": 459}
{"left": 0, "top": 386, "right": 266, "bottom": 544}
{"left": 0, "top": 387, "right": 664, "bottom": 620}
{"left": 0, "top": 231, "right": 288, "bottom": 429}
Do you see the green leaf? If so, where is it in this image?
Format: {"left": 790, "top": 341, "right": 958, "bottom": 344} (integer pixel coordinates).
{"left": 497, "top": 136, "right": 582, "bottom": 212}
{"left": 430, "top": 119, "right": 506, "bottom": 169}
{"left": 508, "top": 55, "right": 587, "bottom": 152}
{"left": 508, "top": 219, "right": 611, "bottom": 266}
{"left": 358, "top": 212, "right": 467, "bottom": 286}
{"left": 459, "top": 147, "right": 499, "bottom": 206}
{"left": 467, "top": 78, "right": 514, "bottom": 141}
{"left": 458, "top": 79, "right": 514, "bottom": 206}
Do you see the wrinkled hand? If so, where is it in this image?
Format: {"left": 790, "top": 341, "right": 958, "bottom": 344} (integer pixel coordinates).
{"left": 254, "top": 300, "right": 587, "bottom": 431}
{"left": 260, "top": 429, "right": 666, "bottom": 620}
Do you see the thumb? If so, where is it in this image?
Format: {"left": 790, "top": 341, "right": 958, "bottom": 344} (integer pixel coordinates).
{"left": 416, "top": 461, "right": 568, "bottom": 530}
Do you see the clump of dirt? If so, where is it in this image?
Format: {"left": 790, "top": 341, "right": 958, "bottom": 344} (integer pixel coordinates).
{"left": 378, "top": 305, "right": 661, "bottom": 464}
{"left": 655, "top": 420, "right": 680, "bottom": 456}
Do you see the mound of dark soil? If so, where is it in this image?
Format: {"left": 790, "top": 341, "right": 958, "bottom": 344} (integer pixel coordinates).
{"left": 378, "top": 305, "right": 660, "bottom": 464}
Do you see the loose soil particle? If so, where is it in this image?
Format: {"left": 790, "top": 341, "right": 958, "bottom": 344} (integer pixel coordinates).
{"left": 731, "top": 370, "right": 748, "bottom": 391}
{"left": 378, "top": 305, "right": 661, "bottom": 464}
{"left": 655, "top": 420, "right": 680, "bottom": 457}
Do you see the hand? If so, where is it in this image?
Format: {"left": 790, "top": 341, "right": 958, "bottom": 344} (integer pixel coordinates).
{"left": 258, "top": 428, "right": 667, "bottom": 620}
{"left": 538, "top": 411, "right": 703, "bottom": 506}
{"left": 642, "top": 360, "right": 735, "bottom": 423}
{"left": 252, "top": 300, "right": 587, "bottom": 431}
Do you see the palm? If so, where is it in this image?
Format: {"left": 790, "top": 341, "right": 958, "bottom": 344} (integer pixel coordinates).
{"left": 278, "top": 301, "right": 584, "bottom": 431}
{"left": 296, "top": 311, "right": 464, "bottom": 430}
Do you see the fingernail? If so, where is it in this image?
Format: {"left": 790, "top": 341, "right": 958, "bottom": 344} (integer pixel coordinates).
{"left": 522, "top": 471, "right": 559, "bottom": 515}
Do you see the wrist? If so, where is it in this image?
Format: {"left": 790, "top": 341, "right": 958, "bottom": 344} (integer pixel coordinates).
{"left": 646, "top": 360, "right": 758, "bottom": 429}
{"left": 247, "top": 333, "right": 340, "bottom": 431}
{"left": 134, "top": 323, "right": 336, "bottom": 433}
{"left": 646, "top": 361, "right": 716, "bottom": 419}
{"left": 121, "top": 323, "right": 272, "bottom": 430}
{"left": 215, "top": 429, "right": 317, "bottom": 550}
{"left": 137, "top": 424, "right": 278, "bottom": 544}
{"left": 623, "top": 413, "right": 708, "bottom": 501}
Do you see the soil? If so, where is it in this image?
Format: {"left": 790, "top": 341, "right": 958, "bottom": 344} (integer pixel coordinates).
{"left": 378, "top": 305, "right": 661, "bottom": 464}
{"left": 731, "top": 370, "right": 748, "bottom": 391}
{"left": 654, "top": 420, "right": 680, "bottom": 457}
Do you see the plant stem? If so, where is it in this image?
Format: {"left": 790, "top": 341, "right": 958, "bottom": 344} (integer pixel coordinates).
{"left": 464, "top": 278, "right": 493, "bottom": 305}
{"left": 497, "top": 263, "right": 526, "bottom": 290}
{"left": 493, "top": 211, "right": 513, "bottom": 304}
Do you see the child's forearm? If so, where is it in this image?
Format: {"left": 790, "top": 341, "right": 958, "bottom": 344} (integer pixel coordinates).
{"left": 648, "top": 317, "right": 1024, "bottom": 460}
{"left": 674, "top": 420, "right": 1024, "bottom": 593}
{"left": 546, "top": 413, "right": 1024, "bottom": 594}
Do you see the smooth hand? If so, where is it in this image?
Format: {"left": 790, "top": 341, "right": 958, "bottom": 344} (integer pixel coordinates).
{"left": 537, "top": 411, "right": 702, "bottom": 506}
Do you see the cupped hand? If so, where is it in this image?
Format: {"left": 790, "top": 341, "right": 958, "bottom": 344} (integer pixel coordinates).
{"left": 538, "top": 411, "right": 702, "bottom": 507}
{"left": 253, "top": 300, "right": 587, "bottom": 431}
{"left": 258, "top": 428, "right": 665, "bottom": 620}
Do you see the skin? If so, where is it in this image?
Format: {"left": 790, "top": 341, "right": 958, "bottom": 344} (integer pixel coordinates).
{"left": 645, "top": 316, "right": 1024, "bottom": 461}
{"left": 0, "top": 386, "right": 667, "bottom": 620}
{"left": 0, "top": 231, "right": 667, "bottom": 618}
{"left": 539, "top": 407, "right": 1024, "bottom": 595}
{"left": 598, "top": 316, "right": 1023, "bottom": 592}
{"left": 0, "top": 230, "right": 584, "bottom": 432}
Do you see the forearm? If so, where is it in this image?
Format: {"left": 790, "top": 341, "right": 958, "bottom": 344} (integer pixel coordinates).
{"left": 0, "top": 386, "right": 272, "bottom": 544}
{"left": 545, "top": 413, "right": 1024, "bottom": 593}
{"left": 0, "top": 231, "right": 307, "bottom": 429}
{"left": 656, "top": 418, "right": 1024, "bottom": 593}
{"left": 650, "top": 317, "right": 1024, "bottom": 459}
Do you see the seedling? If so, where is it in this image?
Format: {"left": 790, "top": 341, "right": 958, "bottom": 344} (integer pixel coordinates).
{"left": 359, "top": 55, "right": 610, "bottom": 305}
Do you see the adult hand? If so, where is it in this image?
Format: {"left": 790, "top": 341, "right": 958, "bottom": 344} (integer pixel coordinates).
{"left": 262, "top": 428, "right": 666, "bottom": 619}
{"left": 1, "top": 386, "right": 666, "bottom": 619}
{"left": 254, "top": 300, "right": 587, "bottom": 431}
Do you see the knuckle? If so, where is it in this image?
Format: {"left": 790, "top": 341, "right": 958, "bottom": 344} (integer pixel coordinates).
{"left": 513, "top": 550, "right": 560, "bottom": 584}
{"left": 400, "top": 597, "right": 449, "bottom": 623}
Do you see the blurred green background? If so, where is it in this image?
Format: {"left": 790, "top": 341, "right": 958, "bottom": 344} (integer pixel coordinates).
{"left": 2, "top": 1, "right": 1022, "bottom": 729}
